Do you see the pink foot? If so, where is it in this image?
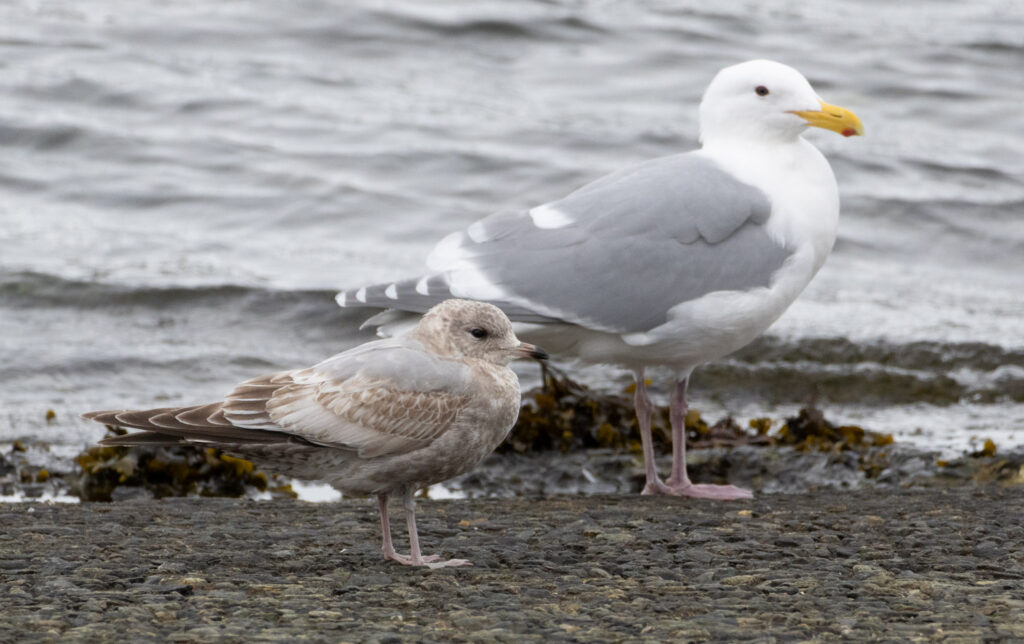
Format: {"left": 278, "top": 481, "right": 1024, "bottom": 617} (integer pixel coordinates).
{"left": 667, "top": 479, "right": 753, "bottom": 500}
{"left": 425, "top": 558, "right": 473, "bottom": 569}
{"left": 641, "top": 479, "right": 676, "bottom": 495}
{"left": 385, "top": 551, "right": 473, "bottom": 568}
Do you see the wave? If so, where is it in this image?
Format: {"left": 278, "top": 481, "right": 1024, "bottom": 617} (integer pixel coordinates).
{"left": 5, "top": 271, "right": 1020, "bottom": 408}
{"left": 7, "top": 270, "right": 1022, "bottom": 373}
{"left": 0, "top": 270, "right": 339, "bottom": 311}
{"left": 698, "top": 336, "right": 1024, "bottom": 406}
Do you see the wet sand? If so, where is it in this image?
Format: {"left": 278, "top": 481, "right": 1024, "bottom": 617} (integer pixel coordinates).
{"left": 3, "top": 487, "right": 1023, "bottom": 641}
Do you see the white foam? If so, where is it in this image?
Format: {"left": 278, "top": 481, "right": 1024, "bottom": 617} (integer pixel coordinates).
{"left": 0, "top": 490, "right": 80, "bottom": 504}
{"left": 425, "top": 483, "right": 467, "bottom": 500}
{"left": 290, "top": 479, "right": 342, "bottom": 503}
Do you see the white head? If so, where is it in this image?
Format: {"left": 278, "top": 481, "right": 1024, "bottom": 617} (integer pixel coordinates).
{"left": 412, "top": 299, "right": 548, "bottom": 366}
{"left": 699, "top": 59, "right": 863, "bottom": 146}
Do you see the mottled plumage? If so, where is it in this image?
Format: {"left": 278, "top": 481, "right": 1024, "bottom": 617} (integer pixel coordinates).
{"left": 84, "top": 299, "right": 547, "bottom": 568}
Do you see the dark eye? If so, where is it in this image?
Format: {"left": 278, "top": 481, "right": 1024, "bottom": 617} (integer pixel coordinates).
{"left": 470, "top": 327, "right": 488, "bottom": 339}
{"left": 755, "top": 86, "right": 769, "bottom": 96}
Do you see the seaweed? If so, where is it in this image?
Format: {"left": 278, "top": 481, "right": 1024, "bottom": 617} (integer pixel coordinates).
{"left": 70, "top": 428, "right": 293, "bottom": 502}
{"left": 61, "top": 370, "right": 1013, "bottom": 500}
{"left": 775, "top": 407, "right": 894, "bottom": 452}
{"left": 503, "top": 366, "right": 768, "bottom": 454}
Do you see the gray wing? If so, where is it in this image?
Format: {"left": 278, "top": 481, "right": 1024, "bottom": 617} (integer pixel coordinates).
{"left": 338, "top": 153, "right": 792, "bottom": 334}
{"left": 88, "top": 339, "right": 475, "bottom": 459}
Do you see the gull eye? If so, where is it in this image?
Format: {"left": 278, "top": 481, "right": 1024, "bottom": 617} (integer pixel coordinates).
{"left": 755, "top": 85, "right": 770, "bottom": 97}
{"left": 469, "top": 327, "right": 488, "bottom": 339}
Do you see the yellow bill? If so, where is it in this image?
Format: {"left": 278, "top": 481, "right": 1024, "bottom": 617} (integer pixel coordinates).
{"left": 791, "top": 101, "right": 865, "bottom": 137}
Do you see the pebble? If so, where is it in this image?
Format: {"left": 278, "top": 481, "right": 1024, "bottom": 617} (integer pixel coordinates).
{"left": 1, "top": 488, "right": 1023, "bottom": 640}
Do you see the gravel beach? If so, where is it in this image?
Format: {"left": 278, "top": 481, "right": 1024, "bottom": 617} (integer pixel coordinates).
{"left": 3, "top": 487, "right": 1023, "bottom": 641}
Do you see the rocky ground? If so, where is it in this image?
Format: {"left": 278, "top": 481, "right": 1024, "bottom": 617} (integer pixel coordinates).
{"left": 4, "top": 376, "right": 1023, "bottom": 640}
{"left": 3, "top": 486, "right": 1024, "bottom": 641}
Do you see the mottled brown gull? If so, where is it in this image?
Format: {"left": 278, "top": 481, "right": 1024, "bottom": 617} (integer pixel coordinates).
{"left": 337, "top": 59, "right": 864, "bottom": 499}
{"left": 83, "top": 299, "right": 547, "bottom": 568}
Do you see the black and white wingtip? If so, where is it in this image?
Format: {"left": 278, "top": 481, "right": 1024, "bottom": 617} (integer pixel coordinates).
{"left": 336, "top": 274, "right": 456, "bottom": 313}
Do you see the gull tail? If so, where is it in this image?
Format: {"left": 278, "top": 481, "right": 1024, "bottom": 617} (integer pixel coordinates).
{"left": 337, "top": 274, "right": 555, "bottom": 338}
{"left": 337, "top": 274, "right": 475, "bottom": 337}
{"left": 82, "top": 405, "right": 304, "bottom": 447}
{"left": 335, "top": 274, "right": 458, "bottom": 314}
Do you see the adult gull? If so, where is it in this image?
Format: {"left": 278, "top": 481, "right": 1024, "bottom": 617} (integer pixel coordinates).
{"left": 336, "top": 59, "right": 864, "bottom": 499}
{"left": 84, "top": 299, "right": 548, "bottom": 568}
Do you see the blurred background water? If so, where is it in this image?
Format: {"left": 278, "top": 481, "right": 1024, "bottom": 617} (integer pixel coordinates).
{"left": 1, "top": 0, "right": 1022, "bottom": 458}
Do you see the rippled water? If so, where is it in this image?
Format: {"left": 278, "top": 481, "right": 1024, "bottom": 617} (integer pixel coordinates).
{"left": 2, "top": 0, "right": 1022, "bottom": 456}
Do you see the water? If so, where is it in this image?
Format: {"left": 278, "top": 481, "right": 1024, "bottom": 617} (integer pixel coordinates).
{"left": 2, "top": 0, "right": 1022, "bottom": 459}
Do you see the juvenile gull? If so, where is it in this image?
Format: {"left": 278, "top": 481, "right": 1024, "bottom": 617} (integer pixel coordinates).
{"left": 337, "top": 59, "right": 864, "bottom": 499}
{"left": 83, "top": 299, "right": 547, "bottom": 568}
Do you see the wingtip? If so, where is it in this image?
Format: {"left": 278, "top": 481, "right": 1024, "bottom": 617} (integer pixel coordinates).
{"left": 336, "top": 288, "right": 369, "bottom": 306}
{"left": 81, "top": 410, "right": 117, "bottom": 423}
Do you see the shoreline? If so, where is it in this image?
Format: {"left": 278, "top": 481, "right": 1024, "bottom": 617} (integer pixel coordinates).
{"left": 6, "top": 376, "right": 1021, "bottom": 503}
{"left": 3, "top": 488, "right": 1023, "bottom": 640}
{"left": 3, "top": 438, "right": 1023, "bottom": 503}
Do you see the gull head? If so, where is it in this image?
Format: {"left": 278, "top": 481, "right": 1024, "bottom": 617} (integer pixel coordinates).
{"left": 699, "top": 59, "right": 864, "bottom": 145}
{"left": 413, "top": 299, "right": 548, "bottom": 366}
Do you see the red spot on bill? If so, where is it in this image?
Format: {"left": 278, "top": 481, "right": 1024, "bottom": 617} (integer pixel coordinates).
{"left": 842, "top": 128, "right": 857, "bottom": 137}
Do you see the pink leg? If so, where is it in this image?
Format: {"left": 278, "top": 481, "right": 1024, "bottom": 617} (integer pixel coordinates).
{"left": 665, "top": 378, "right": 753, "bottom": 500}
{"left": 635, "top": 369, "right": 673, "bottom": 495}
{"left": 402, "top": 488, "right": 471, "bottom": 568}
{"left": 667, "top": 378, "right": 687, "bottom": 486}
{"left": 377, "top": 489, "right": 472, "bottom": 568}
{"left": 378, "top": 493, "right": 402, "bottom": 560}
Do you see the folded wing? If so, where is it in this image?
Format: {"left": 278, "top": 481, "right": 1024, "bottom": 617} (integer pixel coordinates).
{"left": 338, "top": 153, "right": 793, "bottom": 334}
{"left": 88, "top": 339, "right": 475, "bottom": 459}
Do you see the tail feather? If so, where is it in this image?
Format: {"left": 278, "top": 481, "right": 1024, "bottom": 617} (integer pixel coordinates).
{"left": 175, "top": 402, "right": 234, "bottom": 427}
{"left": 83, "top": 408, "right": 179, "bottom": 432}
{"left": 336, "top": 275, "right": 453, "bottom": 313}
{"left": 100, "top": 431, "right": 188, "bottom": 447}
{"left": 82, "top": 405, "right": 304, "bottom": 446}
{"left": 336, "top": 275, "right": 555, "bottom": 324}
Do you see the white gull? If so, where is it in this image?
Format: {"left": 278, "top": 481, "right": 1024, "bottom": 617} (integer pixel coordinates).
{"left": 337, "top": 59, "right": 864, "bottom": 498}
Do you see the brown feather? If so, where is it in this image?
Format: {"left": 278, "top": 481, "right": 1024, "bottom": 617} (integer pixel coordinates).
{"left": 228, "top": 384, "right": 281, "bottom": 399}
{"left": 175, "top": 403, "right": 231, "bottom": 427}
{"left": 100, "top": 431, "right": 186, "bottom": 446}
{"left": 84, "top": 404, "right": 302, "bottom": 445}
{"left": 224, "top": 398, "right": 272, "bottom": 414}
{"left": 110, "top": 408, "right": 181, "bottom": 431}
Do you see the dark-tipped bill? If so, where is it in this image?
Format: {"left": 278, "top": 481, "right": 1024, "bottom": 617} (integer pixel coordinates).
{"left": 515, "top": 342, "right": 548, "bottom": 361}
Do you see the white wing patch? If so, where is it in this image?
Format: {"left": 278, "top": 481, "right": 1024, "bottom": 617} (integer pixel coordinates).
{"left": 426, "top": 231, "right": 469, "bottom": 271}
{"left": 446, "top": 266, "right": 512, "bottom": 302}
{"left": 384, "top": 284, "right": 398, "bottom": 299}
{"left": 467, "top": 220, "right": 490, "bottom": 242}
{"left": 529, "top": 204, "right": 574, "bottom": 229}
{"left": 419, "top": 208, "right": 596, "bottom": 324}
{"left": 425, "top": 231, "right": 513, "bottom": 302}
{"left": 415, "top": 276, "right": 431, "bottom": 295}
